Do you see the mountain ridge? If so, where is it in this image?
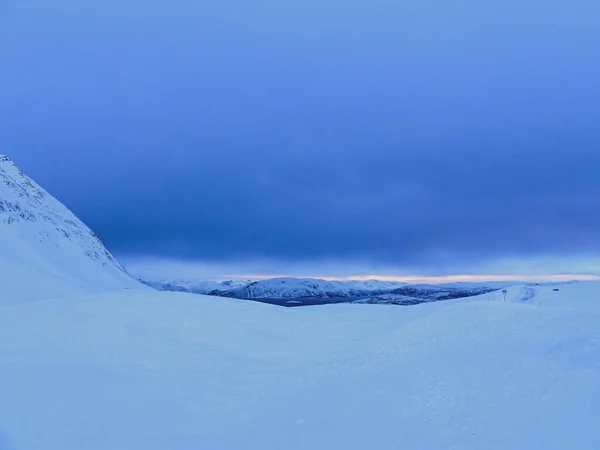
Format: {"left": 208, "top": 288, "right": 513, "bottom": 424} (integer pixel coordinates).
{"left": 141, "top": 277, "right": 408, "bottom": 299}
{"left": 0, "top": 154, "right": 137, "bottom": 302}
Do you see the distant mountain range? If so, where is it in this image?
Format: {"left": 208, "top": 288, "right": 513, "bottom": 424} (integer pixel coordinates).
{"left": 140, "top": 277, "right": 506, "bottom": 305}
{"left": 141, "top": 277, "right": 407, "bottom": 298}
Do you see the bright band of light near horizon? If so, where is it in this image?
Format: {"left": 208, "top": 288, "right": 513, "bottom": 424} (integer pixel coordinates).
{"left": 206, "top": 274, "right": 600, "bottom": 284}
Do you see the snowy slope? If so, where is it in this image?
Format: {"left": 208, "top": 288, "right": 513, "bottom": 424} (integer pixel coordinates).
{"left": 205, "top": 277, "right": 407, "bottom": 298}
{"left": 0, "top": 154, "right": 137, "bottom": 302}
{"left": 1, "top": 284, "right": 600, "bottom": 449}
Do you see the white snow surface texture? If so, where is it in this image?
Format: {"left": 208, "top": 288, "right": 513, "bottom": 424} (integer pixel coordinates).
{"left": 1, "top": 155, "right": 599, "bottom": 449}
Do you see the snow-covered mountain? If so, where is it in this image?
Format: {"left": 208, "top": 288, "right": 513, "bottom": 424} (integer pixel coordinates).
{"left": 142, "top": 277, "right": 408, "bottom": 299}
{"left": 0, "top": 154, "right": 137, "bottom": 302}
{"left": 215, "top": 278, "right": 407, "bottom": 299}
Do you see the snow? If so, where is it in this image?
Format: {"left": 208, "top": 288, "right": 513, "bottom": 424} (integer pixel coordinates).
{"left": 2, "top": 154, "right": 600, "bottom": 449}
{"left": 0, "top": 155, "right": 139, "bottom": 303}
{"left": 500, "top": 281, "right": 600, "bottom": 312}
{"left": 1, "top": 285, "right": 599, "bottom": 449}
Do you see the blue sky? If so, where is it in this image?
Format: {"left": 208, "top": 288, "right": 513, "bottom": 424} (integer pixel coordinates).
{"left": 2, "top": 1, "right": 600, "bottom": 280}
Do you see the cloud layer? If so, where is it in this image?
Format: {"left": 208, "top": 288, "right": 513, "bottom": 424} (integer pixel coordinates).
{"left": 3, "top": 0, "right": 600, "bottom": 276}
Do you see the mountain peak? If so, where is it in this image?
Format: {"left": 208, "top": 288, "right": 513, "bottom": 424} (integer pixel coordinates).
{"left": 0, "top": 154, "right": 21, "bottom": 173}
{"left": 0, "top": 154, "right": 18, "bottom": 169}
{"left": 0, "top": 155, "right": 136, "bottom": 302}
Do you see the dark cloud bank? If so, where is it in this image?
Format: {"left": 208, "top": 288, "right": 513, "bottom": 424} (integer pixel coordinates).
{"left": 2, "top": 0, "right": 600, "bottom": 274}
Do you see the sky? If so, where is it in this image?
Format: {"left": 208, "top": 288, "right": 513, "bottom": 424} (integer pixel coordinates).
{"left": 2, "top": 1, "right": 600, "bottom": 281}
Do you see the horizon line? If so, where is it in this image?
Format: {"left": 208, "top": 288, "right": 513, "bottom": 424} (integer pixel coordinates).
{"left": 216, "top": 274, "right": 600, "bottom": 284}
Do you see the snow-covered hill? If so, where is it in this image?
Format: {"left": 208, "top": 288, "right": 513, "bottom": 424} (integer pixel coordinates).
{"left": 0, "top": 154, "right": 137, "bottom": 302}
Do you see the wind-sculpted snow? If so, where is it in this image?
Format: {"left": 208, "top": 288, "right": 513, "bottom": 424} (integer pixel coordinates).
{"left": 0, "top": 154, "right": 137, "bottom": 302}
